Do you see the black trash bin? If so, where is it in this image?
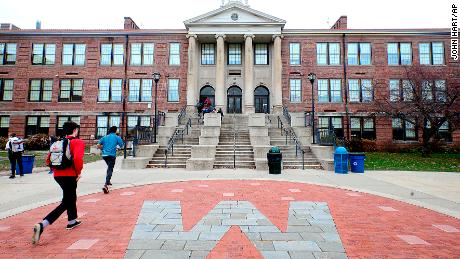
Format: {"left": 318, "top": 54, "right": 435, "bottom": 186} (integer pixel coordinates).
{"left": 267, "top": 147, "right": 282, "bottom": 174}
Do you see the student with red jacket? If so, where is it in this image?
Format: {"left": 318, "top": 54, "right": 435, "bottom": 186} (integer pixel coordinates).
{"left": 32, "top": 121, "right": 85, "bottom": 245}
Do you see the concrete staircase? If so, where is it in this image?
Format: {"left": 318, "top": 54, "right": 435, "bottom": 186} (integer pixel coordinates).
{"left": 214, "top": 115, "right": 256, "bottom": 169}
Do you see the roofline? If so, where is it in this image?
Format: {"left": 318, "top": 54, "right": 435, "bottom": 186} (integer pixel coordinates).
{"left": 0, "top": 30, "right": 187, "bottom": 37}
{"left": 283, "top": 29, "right": 450, "bottom": 36}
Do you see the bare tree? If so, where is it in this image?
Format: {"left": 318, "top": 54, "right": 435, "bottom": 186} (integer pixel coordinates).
{"left": 374, "top": 65, "right": 460, "bottom": 156}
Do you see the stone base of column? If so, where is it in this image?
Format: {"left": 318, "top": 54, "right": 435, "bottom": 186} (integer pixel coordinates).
{"left": 187, "top": 105, "right": 197, "bottom": 114}
{"left": 272, "top": 105, "right": 283, "bottom": 114}
{"left": 245, "top": 106, "right": 255, "bottom": 114}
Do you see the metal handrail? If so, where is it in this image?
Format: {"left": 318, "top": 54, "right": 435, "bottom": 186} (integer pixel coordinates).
{"left": 164, "top": 116, "right": 192, "bottom": 167}
{"left": 304, "top": 111, "right": 312, "bottom": 127}
{"left": 282, "top": 106, "right": 292, "bottom": 126}
{"left": 177, "top": 106, "right": 187, "bottom": 125}
{"left": 277, "top": 116, "right": 306, "bottom": 170}
{"left": 233, "top": 110, "right": 236, "bottom": 169}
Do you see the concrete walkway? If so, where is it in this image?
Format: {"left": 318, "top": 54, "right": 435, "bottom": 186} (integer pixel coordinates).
{"left": 1, "top": 158, "right": 459, "bottom": 220}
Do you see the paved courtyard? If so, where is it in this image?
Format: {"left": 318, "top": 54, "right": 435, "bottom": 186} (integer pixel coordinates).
{"left": 0, "top": 159, "right": 459, "bottom": 258}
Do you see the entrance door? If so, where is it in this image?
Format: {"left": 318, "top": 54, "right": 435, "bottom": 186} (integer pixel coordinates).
{"left": 254, "top": 86, "right": 270, "bottom": 113}
{"left": 227, "top": 86, "right": 242, "bottom": 113}
{"left": 199, "top": 85, "right": 215, "bottom": 112}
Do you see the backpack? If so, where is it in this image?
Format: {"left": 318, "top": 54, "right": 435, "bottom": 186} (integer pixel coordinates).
{"left": 9, "top": 139, "right": 21, "bottom": 153}
{"left": 49, "top": 138, "right": 73, "bottom": 170}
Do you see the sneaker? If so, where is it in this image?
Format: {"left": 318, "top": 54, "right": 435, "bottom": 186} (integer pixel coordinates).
{"left": 66, "top": 220, "right": 82, "bottom": 230}
{"left": 31, "top": 223, "right": 43, "bottom": 245}
{"left": 9, "top": 175, "right": 15, "bottom": 179}
{"left": 106, "top": 182, "right": 112, "bottom": 186}
{"left": 20, "top": 174, "right": 24, "bottom": 177}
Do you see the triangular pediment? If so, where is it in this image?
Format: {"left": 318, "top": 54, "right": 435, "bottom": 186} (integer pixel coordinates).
{"left": 184, "top": 2, "right": 285, "bottom": 27}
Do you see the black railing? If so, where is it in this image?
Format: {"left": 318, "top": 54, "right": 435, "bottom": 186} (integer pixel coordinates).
{"left": 178, "top": 106, "right": 187, "bottom": 125}
{"left": 164, "top": 118, "right": 192, "bottom": 167}
{"left": 124, "top": 126, "right": 155, "bottom": 158}
{"left": 304, "top": 111, "right": 312, "bottom": 127}
{"left": 282, "top": 106, "right": 291, "bottom": 126}
{"left": 277, "top": 116, "right": 306, "bottom": 170}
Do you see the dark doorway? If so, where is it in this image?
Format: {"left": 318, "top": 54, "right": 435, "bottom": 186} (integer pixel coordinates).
{"left": 199, "top": 85, "right": 215, "bottom": 112}
{"left": 227, "top": 85, "right": 242, "bottom": 114}
{"left": 254, "top": 86, "right": 270, "bottom": 113}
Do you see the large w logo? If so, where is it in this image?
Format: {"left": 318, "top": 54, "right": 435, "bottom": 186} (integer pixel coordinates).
{"left": 126, "top": 201, "right": 347, "bottom": 258}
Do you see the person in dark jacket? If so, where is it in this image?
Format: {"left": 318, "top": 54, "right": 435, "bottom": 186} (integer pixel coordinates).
{"left": 5, "top": 133, "right": 24, "bottom": 179}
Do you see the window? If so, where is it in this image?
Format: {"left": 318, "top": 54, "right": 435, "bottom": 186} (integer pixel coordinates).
{"left": 317, "top": 43, "right": 340, "bottom": 65}
{"left": 0, "top": 79, "right": 13, "bottom": 101}
{"left": 29, "top": 79, "right": 53, "bottom": 102}
{"left": 201, "top": 43, "right": 215, "bottom": 65}
{"left": 59, "top": 79, "right": 83, "bottom": 102}
{"left": 425, "top": 120, "right": 452, "bottom": 142}
{"left": 0, "top": 116, "right": 9, "bottom": 137}
{"left": 0, "top": 43, "right": 17, "bottom": 65}
{"left": 317, "top": 79, "right": 342, "bottom": 103}
{"left": 318, "top": 117, "right": 344, "bottom": 139}
{"left": 387, "top": 43, "right": 412, "bottom": 65}
{"left": 131, "top": 43, "right": 154, "bottom": 66}
{"left": 100, "top": 43, "right": 124, "bottom": 66}
{"left": 169, "top": 43, "right": 180, "bottom": 65}
{"left": 98, "top": 79, "right": 122, "bottom": 102}
{"left": 348, "top": 79, "right": 373, "bottom": 102}
{"left": 255, "top": 44, "right": 268, "bottom": 65}
{"left": 392, "top": 118, "right": 416, "bottom": 141}
{"left": 62, "top": 44, "right": 86, "bottom": 66}
{"left": 351, "top": 117, "right": 375, "bottom": 139}
{"left": 228, "top": 44, "right": 241, "bottom": 65}
{"left": 419, "top": 42, "right": 444, "bottom": 65}
{"left": 347, "top": 43, "right": 371, "bottom": 65}
{"left": 56, "top": 116, "right": 80, "bottom": 137}
{"left": 289, "top": 43, "right": 300, "bottom": 65}
{"left": 422, "top": 80, "right": 446, "bottom": 102}
{"left": 127, "top": 116, "right": 151, "bottom": 131}
{"left": 289, "top": 79, "right": 301, "bottom": 102}
{"left": 32, "top": 44, "right": 55, "bottom": 65}
{"left": 25, "top": 116, "right": 50, "bottom": 137}
{"left": 389, "top": 79, "right": 413, "bottom": 102}
{"left": 96, "top": 115, "right": 120, "bottom": 139}
{"left": 129, "top": 79, "right": 152, "bottom": 102}
{"left": 168, "top": 79, "right": 180, "bottom": 102}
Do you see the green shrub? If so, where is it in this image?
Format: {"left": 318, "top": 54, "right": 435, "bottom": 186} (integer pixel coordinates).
{"left": 24, "top": 134, "right": 50, "bottom": 150}
{"left": 345, "top": 138, "right": 377, "bottom": 153}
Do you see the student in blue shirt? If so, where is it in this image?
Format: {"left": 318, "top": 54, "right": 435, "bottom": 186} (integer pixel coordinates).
{"left": 97, "top": 126, "right": 124, "bottom": 191}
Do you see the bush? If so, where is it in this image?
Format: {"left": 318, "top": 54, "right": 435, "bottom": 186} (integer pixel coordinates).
{"left": 362, "top": 139, "right": 377, "bottom": 152}
{"left": 345, "top": 138, "right": 377, "bottom": 153}
{"left": 0, "top": 137, "right": 7, "bottom": 150}
{"left": 24, "top": 134, "right": 50, "bottom": 150}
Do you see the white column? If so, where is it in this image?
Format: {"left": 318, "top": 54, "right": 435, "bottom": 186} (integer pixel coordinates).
{"left": 272, "top": 34, "right": 283, "bottom": 113}
{"left": 244, "top": 34, "right": 255, "bottom": 114}
{"left": 215, "top": 34, "right": 226, "bottom": 110}
{"left": 186, "top": 34, "right": 198, "bottom": 112}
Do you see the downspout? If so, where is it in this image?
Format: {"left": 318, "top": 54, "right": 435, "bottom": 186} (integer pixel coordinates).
{"left": 342, "top": 33, "right": 350, "bottom": 140}
{"left": 123, "top": 34, "right": 129, "bottom": 158}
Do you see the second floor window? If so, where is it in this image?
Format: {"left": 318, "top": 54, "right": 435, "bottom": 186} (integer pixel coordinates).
{"left": 29, "top": 79, "right": 53, "bottom": 102}
{"left": 62, "top": 44, "right": 86, "bottom": 65}
{"left": 26, "top": 116, "right": 50, "bottom": 137}
{"left": 0, "top": 79, "right": 13, "bottom": 101}
{"left": 348, "top": 79, "right": 373, "bottom": 102}
{"left": 56, "top": 116, "right": 80, "bottom": 137}
{"left": 289, "top": 79, "right": 301, "bottom": 102}
{"left": 419, "top": 42, "right": 444, "bottom": 65}
{"left": 201, "top": 43, "right": 215, "bottom": 65}
{"left": 351, "top": 117, "right": 376, "bottom": 140}
{"left": 422, "top": 80, "right": 446, "bottom": 102}
{"left": 289, "top": 43, "right": 300, "bottom": 65}
{"left": 389, "top": 79, "right": 414, "bottom": 102}
{"left": 317, "top": 43, "right": 340, "bottom": 65}
{"left": 255, "top": 44, "right": 269, "bottom": 65}
{"left": 131, "top": 43, "right": 154, "bottom": 65}
{"left": 228, "top": 44, "right": 241, "bottom": 65}
{"left": 387, "top": 43, "right": 412, "bottom": 65}
{"left": 168, "top": 79, "right": 179, "bottom": 102}
{"left": 97, "top": 115, "right": 120, "bottom": 138}
{"left": 101, "top": 44, "right": 124, "bottom": 66}
{"left": 347, "top": 43, "right": 371, "bottom": 65}
{"left": 318, "top": 79, "right": 342, "bottom": 103}
{"left": 0, "top": 43, "right": 17, "bottom": 65}
{"left": 32, "top": 44, "right": 55, "bottom": 65}
{"left": 129, "top": 79, "right": 152, "bottom": 102}
{"left": 392, "top": 118, "right": 416, "bottom": 141}
{"left": 59, "top": 79, "right": 83, "bottom": 102}
{"left": 169, "top": 43, "right": 180, "bottom": 65}
{"left": 98, "top": 79, "right": 122, "bottom": 102}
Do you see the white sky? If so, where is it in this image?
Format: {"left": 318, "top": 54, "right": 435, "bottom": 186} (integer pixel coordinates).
{"left": 0, "top": 0, "right": 457, "bottom": 30}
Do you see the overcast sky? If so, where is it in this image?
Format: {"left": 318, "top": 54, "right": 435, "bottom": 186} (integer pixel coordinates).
{"left": 0, "top": 0, "right": 457, "bottom": 30}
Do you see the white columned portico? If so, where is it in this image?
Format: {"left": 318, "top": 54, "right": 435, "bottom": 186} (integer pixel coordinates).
{"left": 215, "top": 34, "right": 226, "bottom": 110}
{"left": 273, "top": 34, "right": 283, "bottom": 113}
{"left": 186, "top": 34, "right": 198, "bottom": 111}
{"left": 244, "top": 34, "right": 255, "bottom": 114}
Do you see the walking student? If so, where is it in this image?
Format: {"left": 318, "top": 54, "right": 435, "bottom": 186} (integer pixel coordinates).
{"left": 97, "top": 126, "right": 124, "bottom": 192}
{"left": 5, "top": 133, "right": 25, "bottom": 179}
{"left": 31, "top": 121, "right": 85, "bottom": 245}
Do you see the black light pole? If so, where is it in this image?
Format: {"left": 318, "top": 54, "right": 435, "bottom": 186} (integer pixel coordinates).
{"left": 308, "top": 72, "right": 317, "bottom": 144}
{"left": 153, "top": 72, "right": 161, "bottom": 143}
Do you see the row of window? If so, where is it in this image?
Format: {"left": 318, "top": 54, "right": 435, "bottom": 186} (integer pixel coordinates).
{"left": 0, "top": 78, "right": 180, "bottom": 102}
{"left": 288, "top": 42, "right": 445, "bottom": 66}
{"left": 288, "top": 79, "right": 446, "bottom": 103}
{"left": 0, "top": 41, "right": 445, "bottom": 67}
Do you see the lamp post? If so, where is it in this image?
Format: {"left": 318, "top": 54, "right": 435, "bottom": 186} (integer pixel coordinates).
{"left": 308, "top": 72, "right": 317, "bottom": 144}
{"left": 153, "top": 72, "right": 161, "bottom": 143}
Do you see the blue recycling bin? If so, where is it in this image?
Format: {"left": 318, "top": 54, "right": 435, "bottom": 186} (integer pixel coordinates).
{"left": 349, "top": 153, "right": 366, "bottom": 173}
{"left": 16, "top": 155, "right": 35, "bottom": 174}
{"left": 334, "top": 147, "right": 348, "bottom": 174}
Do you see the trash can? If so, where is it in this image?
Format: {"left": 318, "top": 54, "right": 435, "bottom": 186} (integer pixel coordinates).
{"left": 334, "top": 147, "right": 348, "bottom": 174}
{"left": 349, "top": 153, "right": 366, "bottom": 173}
{"left": 267, "top": 146, "right": 282, "bottom": 174}
{"left": 16, "top": 154, "right": 35, "bottom": 174}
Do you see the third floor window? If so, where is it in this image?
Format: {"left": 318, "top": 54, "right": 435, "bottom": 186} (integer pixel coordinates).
{"left": 419, "top": 42, "right": 444, "bottom": 65}
{"left": 387, "top": 43, "right": 412, "bottom": 65}
{"left": 101, "top": 43, "right": 124, "bottom": 66}
{"left": 0, "top": 43, "right": 17, "bottom": 65}
{"left": 347, "top": 43, "right": 371, "bottom": 65}
{"left": 317, "top": 43, "right": 340, "bottom": 65}
{"left": 131, "top": 43, "right": 154, "bottom": 66}
{"left": 32, "top": 43, "right": 55, "bottom": 65}
{"left": 62, "top": 44, "right": 86, "bottom": 66}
